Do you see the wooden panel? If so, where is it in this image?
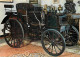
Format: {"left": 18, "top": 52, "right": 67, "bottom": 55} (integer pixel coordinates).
{"left": 17, "top": 9, "right": 26, "bottom": 15}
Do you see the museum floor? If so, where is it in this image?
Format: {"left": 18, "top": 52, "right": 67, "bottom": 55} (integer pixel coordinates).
{"left": 0, "top": 37, "right": 80, "bottom": 57}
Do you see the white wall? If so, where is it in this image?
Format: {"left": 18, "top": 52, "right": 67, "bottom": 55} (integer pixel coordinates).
{"left": 0, "top": 0, "right": 80, "bottom": 35}
{"left": 74, "top": 0, "right": 80, "bottom": 13}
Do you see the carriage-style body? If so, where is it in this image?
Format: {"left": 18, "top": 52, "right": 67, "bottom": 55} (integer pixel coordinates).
{"left": 1, "top": 3, "right": 79, "bottom": 56}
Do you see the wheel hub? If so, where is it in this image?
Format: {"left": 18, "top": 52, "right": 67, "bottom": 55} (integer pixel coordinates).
{"left": 51, "top": 41, "right": 55, "bottom": 46}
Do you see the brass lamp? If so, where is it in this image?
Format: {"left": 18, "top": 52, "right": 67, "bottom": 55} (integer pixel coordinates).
{"left": 44, "top": 4, "right": 47, "bottom": 14}
{"left": 58, "top": 5, "right": 63, "bottom": 13}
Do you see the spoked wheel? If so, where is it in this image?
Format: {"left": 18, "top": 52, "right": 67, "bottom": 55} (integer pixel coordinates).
{"left": 61, "top": 25, "right": 79, "bottom": 46}
{"left": 41, "top": 29, "right": 65, "bottom": 56}
{"left": 4, "top": 19, "right": 24, "bottom": 48}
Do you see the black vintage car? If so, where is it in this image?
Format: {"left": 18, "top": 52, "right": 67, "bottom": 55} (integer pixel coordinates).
{"left": 1, "top": 2, "right": 79, "bottom": 56}
{"left": 1, "top": 3, "right": 66, "bottom": 56}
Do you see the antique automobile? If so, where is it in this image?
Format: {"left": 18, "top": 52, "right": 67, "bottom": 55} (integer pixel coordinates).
{"left": 1, "top": 3, "right": 66, "bottom": 56}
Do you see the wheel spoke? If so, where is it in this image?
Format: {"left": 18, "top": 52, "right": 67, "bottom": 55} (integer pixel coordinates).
{"left": 11, "top": 38, "right": 13, "bottom": 45}
{"left": 54, "top": 45, "right": 58, "bottom": 54}
{"left": 16, "top": 39, "right": 19, "bottom": 46}
{"left": 69, "top": 38, "right": 74, "bottom": 44}
{"left": 47, "top": 44, "right": 52, "bottom": 49}
{"left": 14, "top": 39, "right": 15, "bottom": 47}
{"left": 47, "top": 31, "right": 52, "bottom": 40}
{"left": 55, "top": 44, "right": 62, "bottom": 51}
{"left": 51, "top": 45, "right": 53, "bottom": 53}
{"left": 56, "top": 41, "right": 62, "bottom": 44}
{"left": 45, "top": 37, "right": 51, "bottom": 42}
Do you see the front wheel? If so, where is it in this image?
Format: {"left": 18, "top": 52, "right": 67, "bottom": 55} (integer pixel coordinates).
{"left": 41, "top": 29, "right": 65, "bottom": 56}
{"left": 61, "top": 25, "right": 79, "bottom": 46}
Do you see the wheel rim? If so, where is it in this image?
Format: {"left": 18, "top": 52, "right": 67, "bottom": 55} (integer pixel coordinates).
{"left": 62, "top": 26, "right": 78, "bottom": 46}
{"left": 4, "top": 19, "right": 24, "bottom": 48}
{"left": 41, "top": 29, "right": 65, "bottom": 56}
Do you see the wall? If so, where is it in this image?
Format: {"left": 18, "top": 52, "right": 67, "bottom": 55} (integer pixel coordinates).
{"left": 0, "top": 0, "right": 80, "bottom": 35}
{"left": 74, "top": 0, "right": 80, "bottom": 13}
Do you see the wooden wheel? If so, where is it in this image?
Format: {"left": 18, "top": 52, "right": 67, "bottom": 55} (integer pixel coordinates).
{"left": 41, "top": 29, "right": 65, "bottom": 56}
{"left": 4, "top": 19, "right": 24, "bottom": 48}
{"left": 61, "top": 25, "right": 79, "bottom": 46}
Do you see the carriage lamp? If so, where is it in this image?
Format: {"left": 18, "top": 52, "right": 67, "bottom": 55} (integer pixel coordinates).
{"left": 48, "top": 6, "right": 56, "bottom": 12}
{"left": 51, "top": 5, "right": 55, "bottom": 11}
{"left": 44, "top": 4, "right": 48, "bottom": 14}
{"left": 47, "top": 6, "right": 50, "bottom": 12}
{"left": 51, "top": 6, "right": 57, "bottom": 14}
{"left": 47, "top": 6, "right": 52, "bottom": 12}
{"left": 51, "top": 5, "right": 54, "bottom": 12}
{"left": 52, "top": 6, "right": 56, "bottom": 10}
{"left": 58, "top": 5, "right": 63, "bottom": 13}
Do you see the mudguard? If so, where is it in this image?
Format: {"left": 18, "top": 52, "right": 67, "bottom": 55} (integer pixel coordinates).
{"left": 1, "top": 15, "right": 11, "bottom": 24}
{"left": 1, "top": 14, "right": 26, "bottom": 24}
{"left": 1, "top": 13, "right": 23, "bottom": 24}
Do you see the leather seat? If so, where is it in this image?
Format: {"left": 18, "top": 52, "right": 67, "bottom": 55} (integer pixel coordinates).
{"left": 16, "top": 3, "right": 34, "bottom": 11}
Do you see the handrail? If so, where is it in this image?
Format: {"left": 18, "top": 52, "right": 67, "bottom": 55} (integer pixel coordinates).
{"left": 33, "top": 11, "right": 41, "bottom": 28}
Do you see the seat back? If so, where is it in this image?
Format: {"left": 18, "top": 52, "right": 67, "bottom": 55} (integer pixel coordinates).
{"left": 16, "top": 3, "right": 35, "bottom": 22}
{"left": 16, "top": 3, "right": 43, "bottom": 26}
{"left": 16, "top": 3, "right": 34, "bottom": 12}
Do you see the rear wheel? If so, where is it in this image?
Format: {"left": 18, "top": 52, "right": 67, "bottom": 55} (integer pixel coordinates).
{"left": 41, "top": 29, "right": 65, "bottom": 56}
{"left": 4, "top": 19, "right": 24, "bottom": 48}
{"left": 61, "top": 25, "right": 79, "bottom": 46}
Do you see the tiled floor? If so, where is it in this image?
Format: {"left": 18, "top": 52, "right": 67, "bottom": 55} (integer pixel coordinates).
{"left": 0, "top": 44, "right": 80, "bottom": 57}
{"left": 0, "top": 38, "right": 80, "bottom": 57}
